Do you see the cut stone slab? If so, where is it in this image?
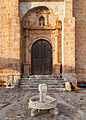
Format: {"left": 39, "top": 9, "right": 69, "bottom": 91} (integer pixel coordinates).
{"left": 65, "top": 82, "right": 71, "bottom": 91}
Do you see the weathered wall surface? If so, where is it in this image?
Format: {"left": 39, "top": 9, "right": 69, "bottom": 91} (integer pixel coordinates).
{"left": 1, "top": 0, "right": 86, "bottom": 83}
{"left": 0, "top": 0, "right": 20, "bottom": 86}
{"left": 19, "top": 0, "right": 64, "bottom": 20}
{"left": 73, "top": 0, "right": 86, "bottom": 79}
{"left": 61, "top": 0, "right": 75, "bottom": 82}
{"left": 0, "top": 0, "right": 20, "bottom": 75}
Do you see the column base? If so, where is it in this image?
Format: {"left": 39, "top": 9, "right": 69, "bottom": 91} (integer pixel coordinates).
{"left": 24, "top": 63, "right": 30, "bottom": 75}
{"left": 53, "top": 63, "right": 61, "bottom": 75}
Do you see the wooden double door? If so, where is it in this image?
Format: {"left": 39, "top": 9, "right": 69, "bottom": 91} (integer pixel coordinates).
{"left": 31, "top": 40, "right": 52, "bottom": 75}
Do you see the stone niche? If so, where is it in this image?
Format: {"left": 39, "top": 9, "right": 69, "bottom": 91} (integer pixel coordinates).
{"left": 21, "top": 6, "right": 62, "bottom": 75}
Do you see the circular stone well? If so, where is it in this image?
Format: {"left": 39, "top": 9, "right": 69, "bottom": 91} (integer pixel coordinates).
{"left": 29, "top": 95, "right": 57, "bottom": 110}
{"left": 28, "top": 84, "right": 58, "bottom": 116}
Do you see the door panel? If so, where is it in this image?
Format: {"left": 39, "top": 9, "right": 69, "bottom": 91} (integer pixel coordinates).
{"left": 32, "top": 58, "right": 41, "bottom": 75}
{"left": 31, "top": 39, "right": 52, "bottom": 75}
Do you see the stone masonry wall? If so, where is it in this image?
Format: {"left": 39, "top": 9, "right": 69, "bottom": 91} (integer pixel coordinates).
{"left": 62, "top": 0, "right": 75, "bottom": 74}
{"left": 0, "top": 0, "right": 20, "bottom": 86}
{"left": 19, "top": 0, "right": 64, "bottom": 21}
{"left": 1, "top": 0, "right": 86, "bottom": 84}
{"left": 73, "top": 0, "right": 86, "bottom": 80}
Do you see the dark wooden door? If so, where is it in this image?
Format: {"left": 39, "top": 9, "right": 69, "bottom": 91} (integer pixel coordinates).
{"left": 31, "top": 40, "right": 52, "bottom": 75}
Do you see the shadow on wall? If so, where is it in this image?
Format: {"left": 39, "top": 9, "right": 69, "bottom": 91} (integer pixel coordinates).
{"left": 63, "top": 65, "right": 75, "bottom": 73}
{"left": 0, "top": 58, "right": 75, "bottom": 74}
{"left": 53, "top": 64, "right": 75, "bottom": 75}
{"left": 0, "top": 57, "right": 20, "bottom": 72}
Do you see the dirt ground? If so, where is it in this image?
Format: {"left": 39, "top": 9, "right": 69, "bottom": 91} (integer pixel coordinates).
{"left": 0, "top": 88, "right": 86, "bottom": 120}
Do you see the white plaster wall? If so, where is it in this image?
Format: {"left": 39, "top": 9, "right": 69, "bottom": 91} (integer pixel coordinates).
{"left": 19, "top": 1, "right": 65, "bottom": 20}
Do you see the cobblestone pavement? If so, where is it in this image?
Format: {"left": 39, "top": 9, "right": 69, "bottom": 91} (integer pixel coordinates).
{"left": 0, "top": 88, "right": 86, "bottom": 120}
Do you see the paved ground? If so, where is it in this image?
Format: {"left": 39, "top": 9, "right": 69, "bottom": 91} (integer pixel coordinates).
{"left": 0, "top": 88, "right": 86, "bottom": 120}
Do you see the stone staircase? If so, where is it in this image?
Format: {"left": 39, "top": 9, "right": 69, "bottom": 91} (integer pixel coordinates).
{"left": 19, "top": 75, "right": 65, "bottom": 90}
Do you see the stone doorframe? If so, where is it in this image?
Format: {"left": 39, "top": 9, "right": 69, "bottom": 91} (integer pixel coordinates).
{"left": 23, "top": 36, "right": 61, "bottom": 75}
{"left": 21, "top": 6, "right": 62, "bottom": 76}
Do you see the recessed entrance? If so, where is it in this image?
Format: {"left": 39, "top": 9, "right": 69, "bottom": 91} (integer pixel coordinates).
{"left": 22, "top": 6, "right": 62, "bottom": 76}
{"left": 31, "top": 39, "right": 52, "bottom": 75}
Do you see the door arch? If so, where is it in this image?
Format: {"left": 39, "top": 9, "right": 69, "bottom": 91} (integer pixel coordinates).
{"left": 31, "top": 39, "right": 52, "bottom": 75}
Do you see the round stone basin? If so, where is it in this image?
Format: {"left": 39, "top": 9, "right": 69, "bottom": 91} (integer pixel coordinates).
{"left": 29, "top": 95, "right": 57, "bottom": 110}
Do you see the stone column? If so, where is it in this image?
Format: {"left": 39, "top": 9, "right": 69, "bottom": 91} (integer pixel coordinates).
{"left": 62, "top": 0, "right": 76, "bottom": 81}
{"left": 24, "top": 29, "right": 30, "bottom": 75}
{"left": 55, "top": 30, "right": 58, "bottom": 64}
{"left": 54, "top": 29, "right": 60, "bottom": 75}
{"left": 26, "top": 29, "right": 29, "bottom": 63}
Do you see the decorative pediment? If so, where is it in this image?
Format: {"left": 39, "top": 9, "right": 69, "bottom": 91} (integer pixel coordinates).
{"left": 22, "top": 6, "right": 61, "bottom": 30}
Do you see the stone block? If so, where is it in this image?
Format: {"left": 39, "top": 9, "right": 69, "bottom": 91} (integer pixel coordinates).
{"left": 65, "top": 82, "right": 71, "bottom": 91}
{"left": 39, "top": 84, "right": 47, "bottom": 92}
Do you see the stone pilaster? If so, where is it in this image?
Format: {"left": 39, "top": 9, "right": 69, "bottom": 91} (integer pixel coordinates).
{"left": 24, "top": 29, "right": 30, "bottom": 75}
{"left": 62, "top": 17, "right": 75, "bottom": 74}
{"left": 62, "top": 0, "right": 76, "bottom": 81}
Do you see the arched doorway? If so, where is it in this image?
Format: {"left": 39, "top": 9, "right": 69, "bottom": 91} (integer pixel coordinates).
{"left": 31, "top": 39, "right": 52, "bottom": 75}
{"left": 21, "top": 6, "right": 62, "bottom": 76}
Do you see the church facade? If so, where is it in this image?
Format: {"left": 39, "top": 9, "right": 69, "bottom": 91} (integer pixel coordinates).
{"left": 0, "top": 0, "right": 86, "bottom": 86}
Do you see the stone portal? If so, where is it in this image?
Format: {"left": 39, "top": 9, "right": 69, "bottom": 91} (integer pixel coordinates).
{"left": 21, "top": 6, "right": 62, "bottom": 76}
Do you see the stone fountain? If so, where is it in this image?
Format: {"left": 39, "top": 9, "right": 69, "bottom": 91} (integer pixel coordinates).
{"left": 28, "top": 84, "right": 58, "bottom": 116}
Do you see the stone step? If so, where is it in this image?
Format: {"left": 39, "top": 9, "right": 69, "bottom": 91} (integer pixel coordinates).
{"left": 28, "top": 75, "right": 59, "bottom": 78}
{"left": 28, "top": 78, "right": 62, "bottom": 80}
{"left": 28, "top": 77, "right": 61, "bottom": 80}
{"left": 19, "top": 85, "right": 64, "bottom": 89}
{"left": 21, "top": 78, "right": 64, "bottom": 81}
{"left": 21, "top": 80, "right": 64, "bottom": 84}
{"left": 19, "top": 84, "right": 64, "bottom": 87}
{"left": 19, "top": 75, "right": 65, "bottom": 90}
{"left": 20, "top": 83, "right": 63, "bottom": 86}
{"left": 20, "top": 84, "right": 64, "bottom": 87}
{"left": 19, "top": 87, "right": 65, "bottom": 91}
{"left": 20, "top": 83, "right": 64, "bottom": 87}
{"left": 20, "top": 80, "right": 64, "bottom": 83}
{"left": 22, "top": 76, "right": 62, "bottom": 79}
{"left": 20, "top": 80, "right": 65, "bottom": 83}
{"left": 19, "top": 83, "right": 64, "bottom": 87}
{"left": 20, "top": 79, "right": 64, "bottom": 81}
{"left": 22, "top": 75, "right": 59, "bottom": 78}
